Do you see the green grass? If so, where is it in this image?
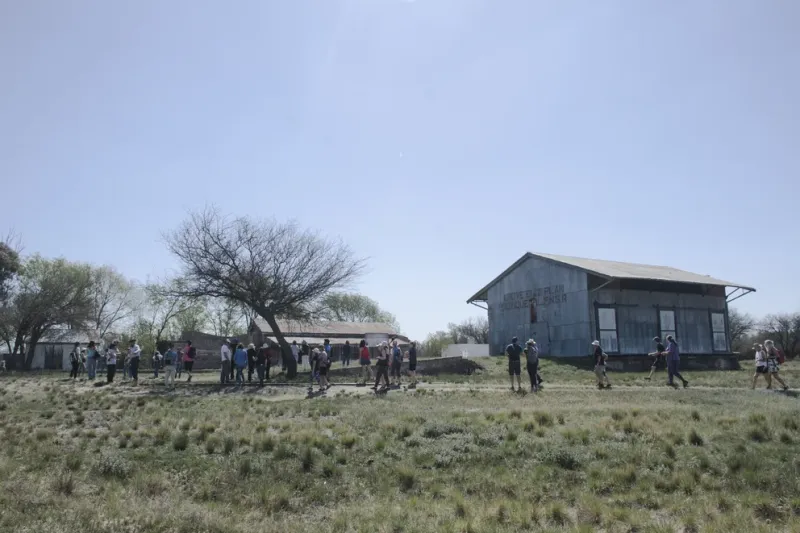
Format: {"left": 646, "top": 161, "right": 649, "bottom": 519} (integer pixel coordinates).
{"left": 0, "top": 365, "right": 798, "bottom": 532}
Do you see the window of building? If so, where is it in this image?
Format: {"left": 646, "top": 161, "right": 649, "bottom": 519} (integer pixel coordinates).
{"left": 659, "top": 310, "right": 676, "bottom": 341}
{"left": 529, "top": 303, "right": 537, "bottom": 324}
{"left": 597, "top": 307, "right": 618, "bottom": 353}
{"left": 711, "top": 312, "right": 727, "bottom": 352}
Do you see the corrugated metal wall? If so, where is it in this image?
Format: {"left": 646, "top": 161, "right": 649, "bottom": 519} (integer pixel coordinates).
{"left": 591, "top": 289, "right": 728, "bottom": 355}
{"left": 487, "top": 256, "right": 591, "bottom": 356}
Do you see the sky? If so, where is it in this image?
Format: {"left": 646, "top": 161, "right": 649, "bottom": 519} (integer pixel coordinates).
{"left": 1, "top": 0, "right": 798, "bottom": 341}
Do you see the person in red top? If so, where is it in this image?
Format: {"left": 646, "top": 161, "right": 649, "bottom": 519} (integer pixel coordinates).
{"left": 183, "top": 340, "right": 196, "bottom": 382}
{"left": 359, "top": 339, "right": 373, "bottom": 385}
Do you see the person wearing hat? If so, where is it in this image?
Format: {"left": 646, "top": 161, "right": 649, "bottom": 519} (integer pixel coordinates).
{"left": 505, "top": 337, "right": 523, "bottom": 392}
{"left": 592, "top": 341, "right": 612, "bottom": 390}
{"left": 662, "top": 335, "right": 688, "bottom": 389}
{"left": 524, "top": 339, "right": 540, "bottom": 392}
{"left": 127, "top": 339, "right": 142, "bottom": 385}
{"left": 645, "top": 337, "right": 666, "bottom": 381}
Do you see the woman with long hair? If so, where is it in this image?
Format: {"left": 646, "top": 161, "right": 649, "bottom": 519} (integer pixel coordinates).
{"left": 764, "top": 340, "right": 789, "bottom": 391}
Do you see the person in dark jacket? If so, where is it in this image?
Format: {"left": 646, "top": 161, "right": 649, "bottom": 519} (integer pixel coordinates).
{"left": 233, "top": 343, "right": 248, "bottom": 385}
{"left": 69, "top": 342, "right": 81, "bottom": 380}
{"left": 505, "top": 337, "right": 523, "bottom": 392}
{"left": 341, "top": 341, "right": 352, "bottom": 367}
{"left": 645, "top": 336, "right": 666, "bottom": 381}
{"left": 246, "top": 344, "right": 257, "bottom": 383}
{"left": 256, "top": 343, "right": 268, "bottom": 386}
{"left": 592, "top": 340, "right": 612, "bottom": 390}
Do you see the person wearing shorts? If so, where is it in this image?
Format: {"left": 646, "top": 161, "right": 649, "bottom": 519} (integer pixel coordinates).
{"left": 505, "top": 337, "right": 523, "bottom": 392}
{"left": 752, "top": 343, "right": 769, "bottom": 389}
{"left": 592, "top": 340, "right": 612, "bottom": 389}
{"left": 359, "top": 340, "right": 373, "bottom": 384}
{"left": 645, "top": 337, "right": 666, "bottom": 381}
{"left": 764, "top": 340, "right": 789, "bottom": 391}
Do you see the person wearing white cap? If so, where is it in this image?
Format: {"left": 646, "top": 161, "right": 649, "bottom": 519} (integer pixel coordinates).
{"left": 591, "top": 341, "right": 611, "bottom": 389}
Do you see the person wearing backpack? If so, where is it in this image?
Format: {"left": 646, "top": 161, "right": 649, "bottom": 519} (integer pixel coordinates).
{"left": 317, "top": 346, "right": 331, "bottom": 391}
{"left": 69, "top": 342, "right": 81, "bottom": 380}
{"left": 233, "top": 343, "right": 248, "bottom": 385}
{"left": 592, "top": 340, "right": 612, "bottom": 390}
{"left": 524, "top": 339, "right": 540, "bottom": 392}
{"left": 752, "top": 343, "right": 770, "bottom": 389}
{"left": 764, "top": 340, "right": 789, "bottom": 391}
{"left": 163, "top": 344, "right": 178, "bottom": 389}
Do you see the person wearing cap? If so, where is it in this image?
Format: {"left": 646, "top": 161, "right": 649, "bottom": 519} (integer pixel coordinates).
{"left": 592, "top": 341, "right": 612, "bottom": 390}
{"left": 69, "top": 342, "right": 81, "bottom": 380}
{"left": 645, "top": 336, "right": 666, "bottom": 381}
{"left": 505, "top": 337, "right": 523, "bottom": 392}
{"left": 372, "top": 341, "right": 391, "bottom": 391}
{"left": 524, "top": 339, "right": 540, "bottom": 392}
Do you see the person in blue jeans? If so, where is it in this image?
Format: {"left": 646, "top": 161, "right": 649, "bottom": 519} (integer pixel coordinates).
{"left": 86, "top": 341, "right": 98, "bottom": 380}
{"left": 233, "top": 343, "right": 248, "bottom": 385}
{"left": 663, "top": 335, "right": 688, "bottom": 388}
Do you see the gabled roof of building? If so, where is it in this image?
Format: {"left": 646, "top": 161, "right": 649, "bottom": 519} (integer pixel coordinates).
{"left": 38, "top": 329, "right": 101, "bottom": 344}
{"left": 251, "top": 318, "right": 403, "bottom": 338}
{"left": 467, "top": 252, "right": 755, "bottom": 303}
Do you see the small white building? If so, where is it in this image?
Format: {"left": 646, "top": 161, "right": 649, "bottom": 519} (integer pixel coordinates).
{"left": 30, "top": 329, "right": 100, "bottom": 370}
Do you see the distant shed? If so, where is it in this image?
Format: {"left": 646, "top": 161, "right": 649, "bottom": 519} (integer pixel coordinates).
{"left": 467, "top": 253, "right": 755, "bottom": 358}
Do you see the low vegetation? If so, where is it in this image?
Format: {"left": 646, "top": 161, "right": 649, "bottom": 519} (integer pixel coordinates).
{"left": 0, "top": 364, "right": 798, "bottom": 532}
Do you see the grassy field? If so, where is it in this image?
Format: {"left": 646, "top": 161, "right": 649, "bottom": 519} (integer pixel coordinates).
{"left": 1, "top": 363, "right": 799, "bottom": 532}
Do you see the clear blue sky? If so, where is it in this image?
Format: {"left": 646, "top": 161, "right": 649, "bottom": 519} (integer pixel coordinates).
{"left": 1, "top": 0, "right": 798, "bottom": 341}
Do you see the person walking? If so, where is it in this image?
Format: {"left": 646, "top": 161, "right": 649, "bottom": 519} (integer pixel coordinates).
{"left": 246, "top": 343, "right": 257, "bottom": 383}
{"left": 256, "top": 343, "right": 268, "bottom": 386}
{"left": 341, "top": 341, "right": 352, "bottom": 367}
{"left": 663, "top": 335, "right": 688, "bottom": 389}
{"left": 592, "top": 340, "right": 612, "bottom": 389}
{"left": 128, "top": 339, "right": 141, "bottom": 385}
{"left": 390, "top": 339, "right": 403, "bottom": 387}
{"left": 359, "top": 340, "right": 373, "bottom": 385}
{"left": 106, "top": 342, "right": 119, "bottom": 383}
{"left": 175, "top": 346, "right": 184, "bottom": 379}
{"left": 300, "top": 341, "right": 310, "bottom": 371}
{"left": 163, "top": 344, "right": 178, "bottom": 389}
{"left": 645, "top": 337, "right": 666, "bottom": 381}
{"left": 525, "top": 339, "right": 540, "bottom": 392}
{"left": 407, "top": 341, "right": 418, "bottom": 389}
{"left": 220, "top": 340, "right": 232, "bottom": 384}
{"left": 505, "top": 337, "right": 523, "bottom": 392}
{"left": 182, "top": 341, "right": 196, "bottom": 382}
{"left": 86, "top": 341, "right": 98, "bottom": 380}
{"left": 69, "top": 342, "right": 81, "bottom": 380}
{"left": 233, "top": 343, "right": 248, "bottom": 385}
{"left": 764, "top": 340, "right": 789, "bottom": 391}
{"left": 752, "top": 343, "right": 769, "bottom": 389}
{"left": 372, "top": 341, "right": 391, "bottom": 391}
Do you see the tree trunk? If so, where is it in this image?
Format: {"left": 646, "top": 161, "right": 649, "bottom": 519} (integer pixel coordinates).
{"left": 24, "top": 333, "right": 41, "bottom": 370}
{"left": 262, "top": 311, "right": 297, "bottom": 378}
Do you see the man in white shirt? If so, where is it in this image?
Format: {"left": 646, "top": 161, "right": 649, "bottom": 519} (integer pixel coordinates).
{"left": 220, "top": 340, "right": 232, "bottom": 384}
{"left": 128, "top": 340, "right": 142, "bottom": 385}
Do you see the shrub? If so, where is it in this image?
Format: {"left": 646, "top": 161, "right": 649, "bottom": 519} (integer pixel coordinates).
{"left": 223, "top": 436, "right": 236, "bottom": 455}
{"left": 65, "top": 453, "right": 83, "bottom": 472}
{"left": 172, "top": 432, "right": 189, "bottom": 451}
{"left": 53, "top": 471, "right": 75, "bottom": 495}
{"left": 534, "top": 412, "right": 554, "bottom": 427}
{"left": 397, "top": 468, "right": 416, "bottom": 492}
{"left": 545, "top": 448, "right": 582, "bottom": 471}
{"left": 398, "top": 426, "right": 412, "bottom": 440}
{"left": 238, "top": 457, "right": 253, "bottom": 477}
{"left": 205, "top": 438, "right": 218, "bottom": 454}
{"left": 550, "top": 503, "right": 570, "bottom": 526}
{"left": 748, "top": 427, "right": 771, "bottom": 443}
{"left": 422, "top": 422, "right": 465, "bottom": 439}
{"left": 341, "top": 435, "right": 357, "bottom": 449}
{"left": 611, "top": 410, "right": 625, "bottom": 421}
{"left": 95, "top": 454, "right": 132, "bottom": 480}
{"left": 153, "top": 427, "right": 171, "bottom": 446}
{"left": 301, "top": 448, "right": 315, "bottom": 473}
{"left": 688, "top": 430, "right": 704, "bottom": 446}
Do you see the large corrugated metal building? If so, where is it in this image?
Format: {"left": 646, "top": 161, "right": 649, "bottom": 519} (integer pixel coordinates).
{"left": 467, "top": 253, "right": 754, "bottom": 357}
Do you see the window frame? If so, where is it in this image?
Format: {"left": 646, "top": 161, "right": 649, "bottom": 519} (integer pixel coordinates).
{"left": 657, "top": 308, "right": 677, "bottom": 343}
{"left": 595, "top": 304, "right": 619, "bottom": 354}
{"left": 709, "top": 310, "right": 728, "bottom": 353}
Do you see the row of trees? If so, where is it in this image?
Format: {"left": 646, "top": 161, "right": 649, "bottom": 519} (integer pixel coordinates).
{"left": 729, "top": 308, "right": 800, "bottom": 358}
{"left": 1, "top": 210, "right": 401, "bottom": 377}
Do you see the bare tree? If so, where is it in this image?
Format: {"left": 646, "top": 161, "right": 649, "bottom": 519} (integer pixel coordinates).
{"left": 320, "top": 292, "right": 400, "bottom": 330}
{"left": 208, "top": 298, "right": 248, "bottom": 338}
{"left": 446, "top": 317, "right": 490, "bottom": 344}
{"left": 164, "top": 208, "right": 365, "bottom": 377}
{"left": 761, "top": 313, "right": 800, "bottom": 358}
{"left": 130, "top": 282, "right": 198, "bottom": 354}
{"left": 89, "top": 266, "right": 138, "bottom": 338}
{"left": 728, "top": 308, "right": 756, "bottom": 353}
